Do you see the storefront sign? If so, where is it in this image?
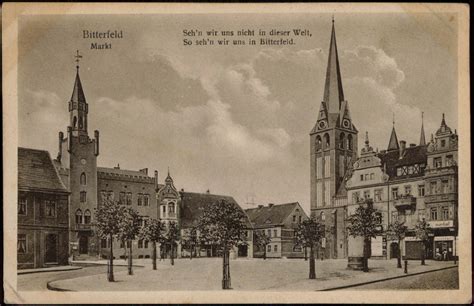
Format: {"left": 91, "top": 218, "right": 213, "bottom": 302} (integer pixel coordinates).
{"left": 428, "top": 220, "right": 453, "bottom": 228}
{"left": 434, "top": 236, "right": 454, "bottom": 241}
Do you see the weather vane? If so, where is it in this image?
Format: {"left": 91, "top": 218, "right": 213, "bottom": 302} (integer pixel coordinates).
{"left": 75, "top": 50, "right": 83, "bottom": 69}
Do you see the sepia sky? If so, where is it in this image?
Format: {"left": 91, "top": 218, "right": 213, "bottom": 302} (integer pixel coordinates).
{"left": 18, "top": 12, "right": 458, "bottom": 213}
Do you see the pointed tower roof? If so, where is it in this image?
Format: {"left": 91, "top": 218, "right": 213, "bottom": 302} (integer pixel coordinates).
{"left": 387, "top": 126, "right": 400, "bottom": 151}
{"left": 419, "top": 112, "right": 426, "bottom": 146}
{"left": 70, "top": 67, "right": 86, "bottom": 104}
{"left": 323, "top": 19, "right": 345, "bottom": 114}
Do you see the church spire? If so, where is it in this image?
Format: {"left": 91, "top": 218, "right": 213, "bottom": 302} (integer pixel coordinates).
{"left": 419, "top": 112, "right": 426, "bottom": 146}
{"left": 387, "top": 114, "right": 399, "bottom": 151}
{"left": 69, "top": 50, "right": 88, "bottom": 136}
{"left": 323, "top": 18, "right": 345, "bottom": 114}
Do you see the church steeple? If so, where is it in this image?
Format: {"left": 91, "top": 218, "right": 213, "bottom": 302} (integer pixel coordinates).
{"left": 387, "top": 115, "right": 399, "bottom": 151}
{"left": 419, "top": 112, "right": 426, "bottom": 146}
{"left": 69, "top": 50, "right": 88, "bottom": 137}
{"left": 323, "top": 18, "right": 345, "bottom": 114}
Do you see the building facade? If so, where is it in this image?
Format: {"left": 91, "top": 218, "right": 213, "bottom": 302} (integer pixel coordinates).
{"left": 18, "top": 148, "right": 70, "bottom": 269}
{"left": 245, "top": 203, "right": 308, "bottom": 259}
{"left": 310, "top": 20, "right": 358, "bottom": 259}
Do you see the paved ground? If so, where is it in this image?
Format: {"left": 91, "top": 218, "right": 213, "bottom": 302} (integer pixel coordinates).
{"left": 47, "top": 258, "right": 457, "bottom": 291}
{"left": 17, "top": 265, "right": 129, "bottom": 291}
{"left": 349, "top": 266, "right": 459, "bottom": 290}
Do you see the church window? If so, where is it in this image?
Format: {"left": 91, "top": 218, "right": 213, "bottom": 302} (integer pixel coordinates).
{"left": 18, "top": 197, "right": 27, "bottom": 215}
{"left": 84, "top": 209, "right": 91, "bottom": 224}
{"left": 316, "top": 158, "right": 322, "bottom": 178}
{"left": 324, "top": 181, "right": 331, "bottom": 205}
{"left": 75, "top": 209, "right": 83, "bottom": 224}
{"left": 80, "top": 172, "right": 87, "bottom": 185}
{"left": 18, "top": 234, "right": 27, "bottom": 254}
{"left": 79, "top": 116, "right": 83, "bottom": 129}
{"left": 315, "top": 136, "right": 322, "bottom": 151}
{"left": 324, "top": 156, "right": 330, "bottom": 178}
{"left": 418, "top": 185, "right": 425, "bottom": 197}
{"left": 73, "top": 116, "right": 77, "bottom": 128}
{"left": 324, "top": 134, "right": 330, "bottom": 149}
{"left": 347, "top": 135, "right": 353, "bottom": 150}
{"left": 339, "top": 133, "right": 345, "bottom": 149}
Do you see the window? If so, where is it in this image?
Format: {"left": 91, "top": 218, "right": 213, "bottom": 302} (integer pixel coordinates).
{"left": 405, "top": 185, "right": 412, "bottom": 195}
{"left": 363, "top": 190, "right": 370, "bottom": 200}
{"left": 80, "top": 172, "right": 87, "bottom": 185}
{"left": 18, "top": 197, "right": 27, "bottom": 215}
{"left": 45, "top": 201, "right": 56, "bottom": 217}
{"left": 145, "top": 240, "right": 149, "bottom": 248}
{"left": 138, "top": 239, "right": 143, "bottom": 249}
{"left": 391, "top": 187, "right": 399, "bottom": 200}
{"left": 101, "top": 239, "right": 108, "bottom": 248}
{"left": 441, "top": 139, "right": 446, "bottom": 147}
{"left": 430, "top": 181, "right": 437, "bottom": 194}
{"left": 274, "top": 245, "right": 278, "bottom": 252}
{"left": 168, "top": 202, "right": 175, "bottom": 214}
{"left": 352, "top": 192, "right": 360, "bottom": 203}
{"left": 324, "top": 133, "right": 330, "bottom": 148}
{"left": 360, "top": 174, "right": 364, "bottom": 181}
{"left": 162, "top": 205, "right": 166, "bottom": 214}
{"left": 73, "top": 116, "right": 77, "bottom": 128}
{"left": 80, "top": 191, "right": 87, "bottom": 203}
{"left": 107, "top": 191, "right": 114, "bottom": 201}
{"left": 273, "top": 229, "right": 277, "bottom": 237}
{"left": 315, "top": 136, "right": 322, "bottom": 151}
{"left": 418, "top": 185, "right": 425, "bottom": 197}
{"left": 407, "top": 166, "right": 414, "bottom": 175}
{"left": 138, "top": 193, "right": 143, "bottom": 206}
{"left": 434, "top": 157, "right": 442, "bottom": 168}
{"left": 397, "top": 168, "right": 402, "bottom": 176}
{"left": 365, "top": 174, "right": 370, "bottom": 181}
{"left": 120, "top": 240, "right": 125, "bottom": 248}
{"left": 442, "top": 207, "right": 449, "bottom": 220}
{"left": 293, "top": 215, "right": 296, "bottom": 222}
{"left": 446, "top": 155, "right": 454, "bottom": 166}
{"left": 370, "top": 173, "right": 375, "bottom": 180}
{"left": 267, "top": 245, "right": 272, "bottom": 252}
{"left": 391, "top": 211, "right": 398, "bottom": 222}
{"left": 84, "top": 209, "right": 91, "bottom": 224}
{"left": 100, "top": 190, "right": 107, "bottom": 203}
{"left": 374, "top": 189, "right": 383, "bottom": 202}
{"left": 339, "top": 133, "right": 345, "bottom": 149}
{"left": 267, "top": 229, "right": 272, "bottom": 237}
{"left": 18, "top": 234, "right": 27, "bottom": 254}
{"left": 348, "top": 135, "right": 353, "bottom": 150}
{"left": 299, "top": 215, "right": 302, "bottom": 223}
{"left": 320, "top": 212, "right": 325, "bottom": 221}
{"left": 441, "top": 180, "right": 449, "bottom": 193}
{"left": 144, "top": 194, "right": 150, "bottom": 206}
{"left": 430, "top": 207, "right": 438, "bottom": 221}
{"left": 75, "top": 209, "right": 83, "bottom": 224}
{"left": 119, "top": 192, "right": 126, "bottom": 204}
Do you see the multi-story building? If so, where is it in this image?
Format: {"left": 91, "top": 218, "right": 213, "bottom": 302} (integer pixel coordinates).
{"left": 245, "top": 202, "right": 308, "bottom": 259}
{"left": 310, "top": 20, "right": 358, "bottom": 259}
{"left": 18, "top": 148, "right": 70, "bottom": 269}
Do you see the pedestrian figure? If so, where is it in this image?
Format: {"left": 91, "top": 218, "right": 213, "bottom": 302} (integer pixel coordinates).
{"left": 443, "top": 250, "right": 447, "bottom": 261}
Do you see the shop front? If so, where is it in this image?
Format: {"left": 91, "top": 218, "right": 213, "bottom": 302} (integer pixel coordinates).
{"left": 433, "top": 236, "right": 457, "bottom": 261}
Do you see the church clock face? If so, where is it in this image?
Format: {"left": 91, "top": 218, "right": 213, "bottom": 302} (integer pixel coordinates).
{"left": 80, "top": 158, "right": 87, "bottom": 165}
{"left": 342, "top": 119, "right": 350, "bottom": 129}
{"left": 318, "top": 121, "right": 327, "bottom": 129}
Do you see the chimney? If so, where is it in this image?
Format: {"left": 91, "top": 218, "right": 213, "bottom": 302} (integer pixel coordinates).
{"left": 409, "top": 143, "right": 416, "bottom": 147}
{"left": 206, "top": 189, "right": 210, "bottom": 194}
{"left": 139, "top": 168, "right": 148, "bottom": 175}
{"left": 180, "top": 188, "right": 184, "bottom": 192}
{"left": 58, "top": 131, "right": 64, "bottom": 162}
{"left": 114, "top": 163, "right": 120, "bottom": 169}
{"left": 258, "top": 204, "right": 264, "bottom": 209}
{"left": 399, "top": 140, "right": 406, "bottom": 159}
{"left": 268, "top": 203, "right": 274, "bottom": 208}
{"left": 154, "top": 170, "right": 159, "bottom": 190}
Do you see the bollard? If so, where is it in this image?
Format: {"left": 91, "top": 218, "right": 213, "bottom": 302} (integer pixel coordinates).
{"left": 454, "top": 257, "right": 457, "bottom": 265}
{"left": 404, "top": 260, "right": 408, "bottom": 274}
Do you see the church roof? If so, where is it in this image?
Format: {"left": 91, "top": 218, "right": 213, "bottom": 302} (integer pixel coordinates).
{"left": 18, "top": 147, "right": 68, "bottom": 193}
{"left": 387, "top": 126, "right": 400, "bottom": 151}
{"left": 179, "top": 192, "right": 252, "bottom": 228}
{"left": 70, "top": 70, "right": 86, "bottom": 104}
{"left": 323, "top": 20, "right": 345, "bottom": 114}
{"left": 245, "top": 202, "right": 303, "bottom": 227}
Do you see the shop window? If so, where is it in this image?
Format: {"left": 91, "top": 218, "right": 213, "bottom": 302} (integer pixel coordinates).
{"left": 18, "top": 234, "right": 27, "bottom": 254}
{"left": 84, "top": 209, "right": 91, "bottom": 224}
{"left": 80, "top": 191, "right": 87, "bottom": 203}
{"left": 45, "top": 200, "right": 56, "bottom": 217}
{"left": 18, "top": 197, "right": 27, "bottom": 215}
{"left": 80, "top": 172, "right": 87, "bottom": 185}
{"left": 75, "top": 209, "right": 83, "bottom": 224}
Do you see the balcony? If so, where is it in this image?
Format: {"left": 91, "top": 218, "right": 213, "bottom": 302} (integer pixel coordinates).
{"left": 425, "top": 193, "right": 456, "bottom": 204}
{"left": 392, "top": 194, "right": 416, "bottom": 209}
{"left": 75, "top": 223, "right": 92, "bottom": 231}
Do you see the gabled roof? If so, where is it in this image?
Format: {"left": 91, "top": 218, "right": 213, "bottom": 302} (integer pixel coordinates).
{"left": 379, "top": 145, "right": 427, "bottom": 180}
{"left": 245, "top": 202, "right": 302, "bottom": 227}
{"left": 179, "top": 192, "right": 252, "bottom": 228}
{"left": 18, "top": 147, "right": 68, "bottom": 193}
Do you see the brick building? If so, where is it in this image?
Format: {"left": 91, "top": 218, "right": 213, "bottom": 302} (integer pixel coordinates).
{"left": 18, "top": 148, "right": 69, "bottom": 269}
{"left": 245, "top": 202, "right": 308, "bottom": 259}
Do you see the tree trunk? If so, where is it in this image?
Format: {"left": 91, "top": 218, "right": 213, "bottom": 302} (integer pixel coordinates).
{"left": 190, "top": 244, "right": 193, "bottom": 260}
{"left": 363, "top": 238, "right": 369, "bottom": 272}
{"left": 304, "top": 246, "right": 307, "bottom": 261}
{"left": 170, "top": 243, "right": 175, "bottom": 266}
{"left": 397, "top": 239, "right": 402, "bottom": 268}
{"left": 222, "top": 245, "right": 231, "bottom": 289}
{"left": 309, "top": 244, "right": 316, "bottom": 279}
{"left": 263, "top": 245, "right": 266, "bottom": 260}
{"left": 152, "top": 241, "right": 157, "bottom": 270}
{"left": 128, "top": 240, "right": 133, "bottom": 275}
{"left": 108, "top": 234, "right": 114, "bottom": 282}
{"left": 421, "top": 241, "right": 426, "bottom": 265}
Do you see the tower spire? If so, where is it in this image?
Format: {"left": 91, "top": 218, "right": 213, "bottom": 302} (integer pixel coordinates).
{"left": 323, "top": 18, "right": 345, "bottom": 114}
{"left": 388, "top": 114, "right": 399, "bottom": 151}
{"left": 419, "top": 111, "right": 426, "bottom": 146}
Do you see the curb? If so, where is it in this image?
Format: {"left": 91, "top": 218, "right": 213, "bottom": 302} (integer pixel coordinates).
{"left": 18, "top": 266, "right": 83, "bottom": 275}
{"left": 47, "top": 281, "right": 75, "bottom": 292}
{"left": 72, "top": 262, "right": 145, "bottom": 268}
{"left": 320, "top": 265, "right": 458, "bottom": 291}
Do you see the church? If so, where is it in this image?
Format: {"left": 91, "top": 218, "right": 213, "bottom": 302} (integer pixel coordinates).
{"left": 310, "top": 20, "right": 459, "bottom": 264}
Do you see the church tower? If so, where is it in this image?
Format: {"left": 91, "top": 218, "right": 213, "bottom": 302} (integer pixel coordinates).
{"left": 310, "top": 20, "right": 358, "bottom": 259}
{"left": 57, "top": 51, "right": 100, "bottom": 257}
